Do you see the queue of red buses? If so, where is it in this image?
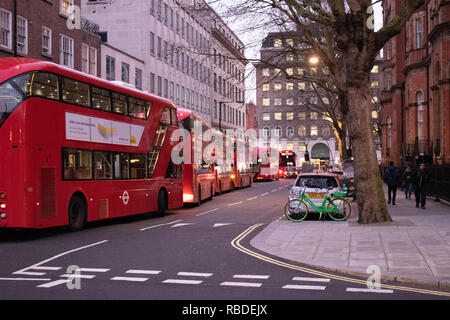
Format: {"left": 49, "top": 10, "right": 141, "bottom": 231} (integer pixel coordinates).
{"left": 0, "top": 58, "right": 183, "bottom": 230}
{"left": 279, "top": 149, "right": 296, "bottom": 177}
{"left": 176, "top": 108, "right": 253, "bottom": 205}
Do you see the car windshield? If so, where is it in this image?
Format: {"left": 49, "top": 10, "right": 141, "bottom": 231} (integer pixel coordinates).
{"left": 296, "top": 176, "right": 338, "bottom": 189}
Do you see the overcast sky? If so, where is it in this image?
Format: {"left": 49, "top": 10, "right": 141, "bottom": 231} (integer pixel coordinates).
{"left": 206, "top": 1, "right": 384, "bottom": 103}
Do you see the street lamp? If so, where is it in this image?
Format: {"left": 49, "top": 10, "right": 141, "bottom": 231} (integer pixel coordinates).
{"left": 308, "top": 55, "right": 320, "bottom": 65}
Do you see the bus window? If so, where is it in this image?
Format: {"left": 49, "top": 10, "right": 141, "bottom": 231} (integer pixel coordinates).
{"left": 63, "top": 149, "right": 92, "bottom": 180}
{"left": 92, "top": 87, "right": 111, "bottom": 111}
{"left": 112, "top": 92, "right": 127, "bottom": 114}
{"left": 129, "top": 97, "right": 146, "bottom": 119}
{"left": 0, "top": 77, "right": 26, "bottom": 127}
{"left": 154, "top": 125, "right": 167, "bottom": 148}
{"left": 130, "top": 153, "right": 147, "bottom": 179}
{"left": 31, "top": 72, "right": 59, "bottom": 100}
{"left": 170, "top": 108, "right": 178, "bottom": 126}
{"left": 114, "top": 153, "right": 129, "bottom": 179}
{"left": 160, "top": 107, "right": 171, "bottom": 125}
{"left": 62, "top": 78, "right": 90, "bottom": 107}
{"left": 93, "top": 151, "right": 113, "bottom": 180}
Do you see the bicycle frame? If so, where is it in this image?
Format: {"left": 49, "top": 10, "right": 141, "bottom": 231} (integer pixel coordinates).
{"left": 297, "top": 187, "right": 341, "bottom": 220}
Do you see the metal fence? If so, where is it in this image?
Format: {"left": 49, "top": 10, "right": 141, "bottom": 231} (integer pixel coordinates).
{"left": 427, "top": 165, "right": 450, "bottom": 202}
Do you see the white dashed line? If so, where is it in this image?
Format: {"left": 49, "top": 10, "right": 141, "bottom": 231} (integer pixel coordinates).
{"left": 292, "top": 277, "right": 331, "bottom": 283}
{"left": 171, "top": 223, "right": 194, "bottom": 228}
{"left": 60, "top": 274, "right": 96, "bottom": 279}
{"left": 177, "top": 272, "right": 213, "bottom": 278}
{"left": 220, "top": 281, "right": 262, "bottom": 288}
{"left": 195, "top": 208, "right": 219, "bottom": 216}
{"left": 75, "top": 268, "right": 110, "bottom": 273}
{"left": 37, "top": 279, "right": 71, "bottom": 288}
{"left": 0, "top": 278, "right": 52, "bottom": 281}
{"left": 140, "top": 220, "right": 182, "bottom": 231}
{"left": 346, "top": 288, "right": 394, "bottom": 293}
{"left": 163, "top": 279, "right": 203, "bottom": 285}
{"left": 126, "top": 270, "right": 161, "bottom": 275}
{"left": 228, "top": 201, "right": 243, "bottom": 207}
{"left": 31, "top": 266, "right": 62, "bottom": 271}
{"left": 111, "top": 276, "right": 149, "bottom": 282}
{"left": 233, "top": 274, "right": 270, "bottom": 280}
{"left": 247, "top": 196, "right": 258, "bottom": 201}
{"left": 282, "top": 285, "right": 327, "bottom": 290}
{"left": 260, "top": 193, "right": 269, "bottom": 196}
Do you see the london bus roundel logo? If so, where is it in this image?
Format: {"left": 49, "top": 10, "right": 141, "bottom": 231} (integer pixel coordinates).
{"left": 122, "top": 191, "right": 130, "bottom": 205}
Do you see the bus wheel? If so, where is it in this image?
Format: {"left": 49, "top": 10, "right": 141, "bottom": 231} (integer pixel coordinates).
{"left": 68, "top": 194, "right": 87, "bottom": 231}
{"left": 157, "top": 190, "right": 167, "bottom": 216}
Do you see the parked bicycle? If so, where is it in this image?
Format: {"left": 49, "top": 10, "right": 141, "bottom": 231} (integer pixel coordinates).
{"left": 284, "top": 186, "right": 351, "bottom": 222}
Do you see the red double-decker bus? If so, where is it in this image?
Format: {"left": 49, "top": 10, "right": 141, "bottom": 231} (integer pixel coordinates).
{"left": 279, "top": 149, "right": 296, "bottom": 178}
{"left": 0, "top": 58, "right": 183, "bottom": 230}
{"left": 177, "top": 108, "right": 215, "bottom": 205}
{"left": 232, "top": 137, "right": 253, "bottom": 188}
{"left": 252, "top": 146, "right": 280, "bottom": 181}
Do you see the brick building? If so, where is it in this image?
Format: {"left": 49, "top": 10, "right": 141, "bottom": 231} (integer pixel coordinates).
{"left": 245, "top": 101, "right": 258, "bottom": 131}
{"left": 381, "top": 0, "right": 450, "bottom": 167}
{"left": 0, "top": 0, "right": 101, "bottom": 75}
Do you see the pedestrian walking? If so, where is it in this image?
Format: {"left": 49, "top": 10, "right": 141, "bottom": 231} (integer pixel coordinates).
{"left": 384, "top": 161, "right": 400, "bottom": 205}
{"left": 402, "top": 165, "right": 413, "bottom": 199}
{"left": 412, "top": 163, "right": 430, "bottom": 209}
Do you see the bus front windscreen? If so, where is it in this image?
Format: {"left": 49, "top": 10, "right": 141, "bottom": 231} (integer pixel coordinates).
{"left": 0, "top": 77, "right": 27, "bottom": 128}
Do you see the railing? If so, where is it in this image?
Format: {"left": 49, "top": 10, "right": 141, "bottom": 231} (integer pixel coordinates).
{"left": 427, "top": 166, "right": 450, "bottom": 202}
{"left": 81, "top": 17, "right": 100, "bottom": 35}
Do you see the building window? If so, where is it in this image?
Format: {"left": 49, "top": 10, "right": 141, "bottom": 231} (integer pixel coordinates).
{"left": 150, "top": 32, "right": 155, "bottom": 55}
{"left": 416, "top": 18, "right": 423, "bottom": 49}
{"left": 60, "top": 35, "right": 74, "bottom": 69}
{"left": 16, "top": 16, "right": 28, "bottom": 55}
{"left": 61, "top": 0, "right": 74, "bottom": 16}
{"left": 135, "top": 68, "right": 142, "bottom": 90}
{"left": 371, "top": 65, "right": 378, "bottom": 73}
{"left": 106, "top": 56, "right": 115, "bottom": 80}
{"left": 286, "top": 98, "right": 294, "bottom": 106}
{"left": 286, "top": 54, "right": 294, "bottom": 62}
{"left": 150, "top": 73, "right": 155, "bottom": 93}
{"left": 310, "top": 112, "right": 318, "bottom": 120}
{"left": 298, "top": 125, "right": 306, "bottom": 137}
{"left": 385, "top": 41, "right": 392, "bottom": 60}
{"left": 262, "top": 68, "right": 270, "bottom": 77}
{"left": 286, "top": 83, "right": 294, "bottom": 91}
{"left": 274, "top": 98, "right": 282, "bottom": 106}
{"left": 89, "top": 47, "right": 97, "bottom": 76}
{"left": 263, "top": 127, "right": 270, "bottom": 138}
{"left": 286, "top": 68, "right": 294, "bottom": 76}
{"left": 274, "top": 126, "right": 282, "bottom": 137}
{"left": 121, "top": 62, "right": 130, "bottom": 83}
{"left": 262, "top": 98, "right": 270, "bottom": 106}
{"left": 274, "top": 83, "right": 282, "bottom": 91}
{"left": 262, "top": 83, "right": 270, "bottom": 92}
{"left": 287, "top": 126, "right": 294, "bottom": 137}
{"left": 274, "top": 112, "right": 282, "bottom": 120}
{"left": 371, "top": 111, "right": 378, "bottom": 119}
{"left": 298, "top": 112, "right": 306, "bottom": 120}
{"left": 386, "top": 71, "right": 391, "bottom": 91}
{"left": 157, "top": 36, "right": 162, "bottom": 58}
{"left": 286, "top": 38, "right": 294, "bottom": 46}
{"left": 274, "top": 38, "right": 282, "bottom": 47}
{"left": 0, "top": 9, "right": 12, "bottom": 50}
{"left": 417, "top": 91, "right": 424, "bottom": 140}
{"left": 81, "top": 44, "right": 89, "bottom": 74}
{"left": 298, "top": 82, "right": 306, "bottom": 90}
{"left": 286, "top": 112, "right": 294, "bottom": 120}
{"left": 311, "top": 125, "right": 318, "bottom": 136}
{"left": 322, "top": 126, "right": 331, "bottom": 137}
{"left": 274, "top": 68, "right": 282, "bottom": 76}
{"left": 42, "top": 26, "right": 52, "bottom": 56}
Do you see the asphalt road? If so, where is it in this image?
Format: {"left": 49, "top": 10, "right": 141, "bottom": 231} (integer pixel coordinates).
{"left": 0, "top": 179, "right": 448, "bottom": 310}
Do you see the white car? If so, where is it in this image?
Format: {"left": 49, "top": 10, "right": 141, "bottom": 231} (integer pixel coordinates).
{"left": 288, "top": 173, "right": 341, "bottom": 212}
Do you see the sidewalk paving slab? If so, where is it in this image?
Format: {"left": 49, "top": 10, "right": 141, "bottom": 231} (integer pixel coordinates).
{"left": 250, "top": 186, "right": 450, "bottom": 290}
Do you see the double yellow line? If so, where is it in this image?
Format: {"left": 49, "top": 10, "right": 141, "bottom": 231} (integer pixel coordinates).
{"left": 231, "top": 224, "right": 450, "bottom": 297}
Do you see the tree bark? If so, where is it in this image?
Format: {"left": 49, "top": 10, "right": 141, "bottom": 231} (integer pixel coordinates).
{"left": 346, "top": 83, "right": 392, "bottom": 223}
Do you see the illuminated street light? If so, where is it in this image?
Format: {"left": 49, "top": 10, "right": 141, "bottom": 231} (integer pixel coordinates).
{"left": 309, "top": 55, "right": 319, "bottom": 65}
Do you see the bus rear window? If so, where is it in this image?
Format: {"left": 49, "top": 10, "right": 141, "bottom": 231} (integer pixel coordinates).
{"left": 0, "top": 77, "right": 26, "bottom": 128}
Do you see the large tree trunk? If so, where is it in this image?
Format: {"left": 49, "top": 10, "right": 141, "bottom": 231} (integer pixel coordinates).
{"left": 346, "top": 83, "right": 392, "bottom": 223}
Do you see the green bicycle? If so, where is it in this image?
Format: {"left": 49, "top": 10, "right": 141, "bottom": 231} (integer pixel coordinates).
{"left": 284, "top": 186, "right": 351, "bottom": 222}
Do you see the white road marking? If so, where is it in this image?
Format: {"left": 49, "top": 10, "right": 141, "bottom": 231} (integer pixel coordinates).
{"left": 171, "top": 223, "right": 194, "bottom": 228}
{"left": 12, "top": 271, "right": 47, "bottom": 276}
{"left": 213, "top": 223, "right": 233, "bottom": 228}
{"left": 75, "top": 268, "right": 110, "bottom": 273}
{"left": 60, "top": 274, "right": 96, "bottom": 279}
{"left": 282, "top": 285, "right": 326, "bottom": 290}
{"left": 233, "top": 275, "right": 270, "bottom": 280}
{"left": 346, "top": 288, "right": 394, "bottom": 293}
{"left": 260, "top": 193, "right": 269, "bottom": 196}
{"left": 228, "top": 201, "right": 243, "bottom": 207}
{"left": 292, "top": 277, "right": 331, "bottom": 283}
{"left": 163, "top": 279, "right": 203, "bottom": 285}
{"left": 0, "top": 277, "right": 52, "bottom": 281}
{"left": 247, "top": 196, "right": 258, "bottom": 201}
{"left": 195, "top": 208, "right": 219, "bottom": 216}
{"left": 140, "top": 220, "right": 182, "bottom": 231}
{"left": 271, "top": 189, "right": 277, "bottom": 193}
{"left": 111, "top": 276, "right": 149, "bottom": 282}
{"left": 37, "top": 279, "right": 71, "bottom": 288}
{"left": 126, "top": 270, "right": 161, "bottom": 275}
{"left": 177, "top": 272, "right": 213, "bottom": 278}
{"left": 32, "top": 266, "right": 62, "bottom": 271}
{"left": 13, "top": 240, "right": 109, "bottom": 276}
{"left": 220, "top": 281, "right": 262, "bottom": 288}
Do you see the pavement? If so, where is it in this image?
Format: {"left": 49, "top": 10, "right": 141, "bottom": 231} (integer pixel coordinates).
{"left": 250, "top": 185, "right": 450, "bottom": 290}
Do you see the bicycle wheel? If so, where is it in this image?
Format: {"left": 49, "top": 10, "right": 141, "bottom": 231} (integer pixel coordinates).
{"left": 284, "top": 199, "right": 309, "bottom": 222}
{"left": 327, "top": 197, "right": 351, "bottom": 221}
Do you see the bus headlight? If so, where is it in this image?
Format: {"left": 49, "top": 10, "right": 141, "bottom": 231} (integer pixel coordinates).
{"left": 0, "top": 203, "right": 5, "bottom": 210}
{"left": 0, "top": 213, "right": 6, "bottom": 219}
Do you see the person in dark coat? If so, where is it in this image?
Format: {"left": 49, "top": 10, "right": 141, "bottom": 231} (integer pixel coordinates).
{"left": 401, "top": 165, "right": 413, "bottom": 199}
{"left": 412, "top": 163, "right": 430, "bottom": 209}
{"left": 384, "top": 161, "right": 400, "bottom": 205}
